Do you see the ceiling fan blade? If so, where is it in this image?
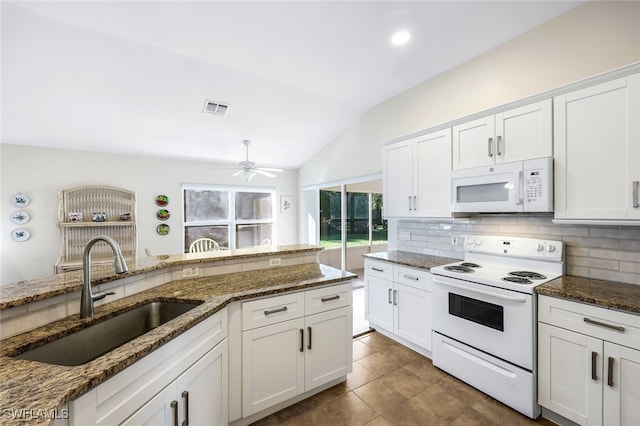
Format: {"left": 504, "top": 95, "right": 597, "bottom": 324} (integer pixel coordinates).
{"left": 256, "top": 167, "right": 284, "bottom": 173}
{"left": 253, "top": 169, "right": 276, "bottom": 178}
{"left": 231, "top": 170, "right": 243, "bottom": 176}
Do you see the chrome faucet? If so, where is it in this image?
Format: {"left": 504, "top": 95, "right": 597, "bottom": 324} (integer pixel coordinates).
{"left": 80, "top": 235, "right": 129, "bottom": 319}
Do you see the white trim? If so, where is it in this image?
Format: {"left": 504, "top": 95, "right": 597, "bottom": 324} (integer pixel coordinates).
{"left": 301, "top": 173, "right": 382, "bottom": 192}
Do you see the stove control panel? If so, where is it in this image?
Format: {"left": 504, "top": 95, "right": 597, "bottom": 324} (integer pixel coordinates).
{"left": 464, "top": 235, "right": 562, "bottom": 260}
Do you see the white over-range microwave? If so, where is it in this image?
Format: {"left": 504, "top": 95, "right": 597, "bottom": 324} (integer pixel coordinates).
{"left": 451, "top": 157, "right": 553, "bottom": 213}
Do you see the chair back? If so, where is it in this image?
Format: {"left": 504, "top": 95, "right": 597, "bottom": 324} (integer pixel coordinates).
{"left": 189, "top": 238, "right": 219, "bottom": 253}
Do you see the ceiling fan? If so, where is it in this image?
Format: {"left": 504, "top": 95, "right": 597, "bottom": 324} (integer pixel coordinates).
{"left": 232, "top": 139, "right": 283, "bottom": 182}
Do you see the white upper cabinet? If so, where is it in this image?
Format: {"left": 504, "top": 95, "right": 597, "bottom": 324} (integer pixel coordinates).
{"left": 452, "top": 99, "right": 552, "bottom": 170}
{"left": 554, "top": 73, "right": 640, "bottom": 222}
{"left": 383, "top": 128, "right": 452, "bottom": 218}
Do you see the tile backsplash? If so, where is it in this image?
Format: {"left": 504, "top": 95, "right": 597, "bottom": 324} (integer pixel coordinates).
{"left": 395, "top": 215, "right": 640, "bottom": 285}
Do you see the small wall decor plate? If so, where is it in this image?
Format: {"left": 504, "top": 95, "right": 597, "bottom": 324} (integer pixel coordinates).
{"left": 156, "top": 209, "right": 170, "bottom": 220}
{"left": 10, "top": 211, "right": 30, "bottom": 224}
{"left": 11, "top": 228, "right": 30, "bottom": 242}
{"left": 10, "top": 193, "right": 30, "bottom": 207}
{"left": 155, "top": 195, "right": 169, "bottom": 207}
{"left": 156, "top": 224, "right": 170, "bottom": 236}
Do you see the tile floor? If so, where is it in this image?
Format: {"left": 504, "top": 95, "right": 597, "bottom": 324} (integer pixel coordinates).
{"left": 250, "top": 332, "right": 557, "bottom": 426}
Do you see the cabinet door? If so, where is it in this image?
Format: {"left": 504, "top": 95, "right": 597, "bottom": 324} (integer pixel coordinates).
{"left": 555, "top": 74, "right": 640, "bottom": 220}
{"left": 452, "top": 116, "right": 495, "bottom": 169}
{"left": 242, "top": 318, "right": 305, "bottom": 416}
{"left": 383, "top": 140, "right": 414, "bottom": 217}
{"left": 393, "top": 283, "right": 431, "bottom": 350}
{"left": 414, "top": 129, "right": 452, "bottom": 217}
{"left": 496, "top": 99, "right": 552, "bottom": 163}
{"left": 364, "top": 276, "right": 394, "bottom": 332}
{"left": 603, "top": 343, "right": 640, "bottom": 426}
{"left": 176, "top": 339, "right": 228, "bottom": 426}
{"left": 304, "top": 306, "right": 353, "bottom": 391}
{"left": 538, "top": 323, "right": 603, "bottom": 426}
{"left": 121, "top": 383, "right": 177, "bottom": 426}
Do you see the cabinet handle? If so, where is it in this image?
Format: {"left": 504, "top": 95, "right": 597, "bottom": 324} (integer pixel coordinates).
{"left": 402, "top": 274, "right": 419, "bottom": 281}
{"left": 321, "top": 295, "right": 340, "bottom": 303}
{"left": 171, "top": 400, "right": 179, "bottom": 426}
{"left": 408, "top": 196, "right": 412, "bottom": 211}
{"left": 488, "top": 137, "right": 494, "bottom": 157}
{"left": 413, "top": 196, "right": 417, "bottom": 211}
{"left": 307, "top": 326, "right": 312, "bottom": 350}
{"left": 181, "top": 391, "right": 189, "bottom": 426}
{"left": 264, "top": 306, "right": 288, "bottom": 316}
{"left": 388, "top": 288, "right": 393, "bottom": 304}
{"left": 591, "top": 351, "right": 598, "bottom": 380}
{"left": 371, "top": 267, "right": 384, "bottom": 273}
{"left": 607, "top": 357, "right": 614, "bottom": 387}
{"left": 393, "top": 289, "right": 398, "bottom": 306}
{"left": 633, "top": 181, "right": 639, "bottom": 208}
{"left": 497, "top": 135, "right": 503, "bottom": 156}
{"left": 299, "top": 328, "right": 304, "bottom": 352}
{"left": 583, "top": 317, "right": 625, "bottom": 332}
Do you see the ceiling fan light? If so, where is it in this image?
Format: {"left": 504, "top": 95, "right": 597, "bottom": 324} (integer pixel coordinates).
{"left": 238, "top": 169, "right": 257, "bottom": 182}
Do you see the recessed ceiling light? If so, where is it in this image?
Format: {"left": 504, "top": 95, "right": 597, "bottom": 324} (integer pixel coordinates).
{"left": 391, "top": 30, "right": 411, "bottom": 46}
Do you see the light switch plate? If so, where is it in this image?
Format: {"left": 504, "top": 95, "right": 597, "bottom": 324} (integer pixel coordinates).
{"left": 182, "top": 267, "right": 200, "bottom": 278}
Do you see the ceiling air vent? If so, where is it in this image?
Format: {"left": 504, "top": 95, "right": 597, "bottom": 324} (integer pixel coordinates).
{"left": 203, "top": 100, "right": 229, "bottom": 116}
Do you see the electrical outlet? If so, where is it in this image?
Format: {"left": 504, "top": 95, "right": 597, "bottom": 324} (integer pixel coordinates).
{"left": 269, "top": 258, "right": 282, "bottom": 267}
{"left": 451, "top": 235, "right": 459, "bottom": 246}
{"left": 182, "top": 267, "right": 200, "bottom": 278}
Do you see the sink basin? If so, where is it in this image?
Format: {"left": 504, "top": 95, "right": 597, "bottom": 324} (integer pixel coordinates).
{"left": 14, "top": 301, "right": 200, "bottom": 366}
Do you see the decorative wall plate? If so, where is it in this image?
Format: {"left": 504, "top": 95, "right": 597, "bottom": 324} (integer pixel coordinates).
{"left": 156, "top": 209, "right": 170, "bottom": 220}
{"left": 10, "top": 193, "right": 30, "bottom": 207}
{"left": 155, "top": 195, "right": 169, "bottom": 207}
{"left": 156, "top": 224, "right": 170, "bottom": 236}
{"left": 10, "top": 211, "right": 30, "bottom": 224}
{"left": 11, "top": 228, "right": 30, "bottom": 242}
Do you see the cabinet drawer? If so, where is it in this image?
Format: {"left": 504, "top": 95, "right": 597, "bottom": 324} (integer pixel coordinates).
{"left": 365, "top": 260, "right": 393, "bottom": 281}
{"left": 538, "top": 295, "right": 640, "bottom": 349}
{"left": 305, "top": 283, "right": 352, "bottom": 316}
{"left": 394, "top": 266, "right": 432, "bottom": 291}
{"left": 242, "top": 292, "right": 305, "bottom": 331}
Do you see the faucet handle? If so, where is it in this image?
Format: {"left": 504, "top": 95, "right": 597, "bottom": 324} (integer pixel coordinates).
{"left": 92, "top": 291, "right": 116, "bottom": 302}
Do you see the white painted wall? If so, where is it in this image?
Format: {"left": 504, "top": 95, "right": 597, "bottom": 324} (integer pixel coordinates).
{"left": 298, "top": 1, "right": 640, "bottom": 189}
{"left": 0, "top": 144, "right": 298, "bottom": 284}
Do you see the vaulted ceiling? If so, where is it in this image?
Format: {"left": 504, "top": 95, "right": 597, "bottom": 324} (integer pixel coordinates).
{"left": 1, "top": 1, "right": 582, "bottom": 169}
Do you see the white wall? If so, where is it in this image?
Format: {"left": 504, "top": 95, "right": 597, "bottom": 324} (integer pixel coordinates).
{"left": 0, "top": 144, "right": 298, "bottom": 284}
{"left": 298, "top": 1, "right": 640, "bottom": 188}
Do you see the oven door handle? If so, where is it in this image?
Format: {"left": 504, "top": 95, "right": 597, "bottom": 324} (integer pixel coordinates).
{"left": 434, "top": 279, "right": 528, "bottom": 303}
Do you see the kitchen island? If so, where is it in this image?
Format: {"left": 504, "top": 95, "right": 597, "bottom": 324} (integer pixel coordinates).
{"left": 0, "top": 245, "right": 355, "bottom": 425}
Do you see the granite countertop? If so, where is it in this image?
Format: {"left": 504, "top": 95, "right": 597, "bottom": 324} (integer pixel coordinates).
{"left": 0, "top": 262, "right": 354, "bottom": 425}
{"left": 536, "top": 275, "right": 640, "bottom": 315}
{"left": 363, "top": 250, "right": 459, "bottom": 271}
{"left": 0, "top": 244, "right": 323, "bottom": 310}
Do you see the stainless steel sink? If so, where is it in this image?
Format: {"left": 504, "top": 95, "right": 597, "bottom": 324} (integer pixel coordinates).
{"left": 14, "top": 301, "right": 200, "bottom": 366}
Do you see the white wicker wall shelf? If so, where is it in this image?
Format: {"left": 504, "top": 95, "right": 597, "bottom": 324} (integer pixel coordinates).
{"left": 55, "top": 186, "right": 137, "bottom": 274}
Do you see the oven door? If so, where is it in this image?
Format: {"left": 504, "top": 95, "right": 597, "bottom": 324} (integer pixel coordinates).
{"left": 432, "top": 275, "right": 534, "bottom": 370}
{"left": 451, "top": 161, "right": 523, "bottom": 213}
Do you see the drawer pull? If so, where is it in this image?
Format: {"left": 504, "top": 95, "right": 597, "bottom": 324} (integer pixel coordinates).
{"left": 307, "top": 326, "right": 312, "bottom": 350}
{"left": 321, "top": 295, "right": 340, "bottom": 303}
{"left": 388, "top": 288, "right": 393, "bottom": 304}
{"left": 264, "top": 306, "right": 288, "bottom": 316}
{"left": 171, "top": 400, "right": 178, "bottom": 426}
{"left": 182, "top": 391, "right": 189, "bottom": 426}
{"left": 402, "top": 274, "right": 419, "bottom": 281}
{"left": 371, "top": 267, "right": 384, "bottom": 273}
{"left": 299, "top": 328, "right": 304, "bottom": 352}
{"left": 607, "top": 357, "right": 614, "bottom": 387}
{"left": 583, "top": 317, "right": 625, "bottom": 332}
{"left": 591, "top": 351, "right": 598, "bottom": 381}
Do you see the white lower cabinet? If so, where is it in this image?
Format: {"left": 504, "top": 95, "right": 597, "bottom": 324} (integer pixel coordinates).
{"left": 538, "top": 295, "right": 640, "bottom": 426}
{"left": 67, "top": 309, "right": 228, "bottom": 426}
{"left": 241, "top": 284, "right": 353, "bottom": 417}
{"left": 364, "top": 260, "right": 433, "bottom": 351}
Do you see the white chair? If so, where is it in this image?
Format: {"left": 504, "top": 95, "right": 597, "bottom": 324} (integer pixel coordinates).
{"left": 260, "top": 239, "right": 272, "bottom": 246}
{"left": 189, "top": 238, "right": 220, "bottom": 253}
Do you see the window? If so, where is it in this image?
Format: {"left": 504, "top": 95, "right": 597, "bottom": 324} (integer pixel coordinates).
{"left": 183, "top": 185, "right": 275, "bottom": 252}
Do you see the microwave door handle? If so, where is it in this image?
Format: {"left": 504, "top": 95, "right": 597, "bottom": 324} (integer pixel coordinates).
{"left": 515, "top": 171, "right": 524, "bottom": 205}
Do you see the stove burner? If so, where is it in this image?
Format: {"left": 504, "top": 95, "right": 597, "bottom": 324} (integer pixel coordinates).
{"left": 502, "top": 276, "right": 533, "bottom": 284}
{"left": 444, "top": 265, "right": 475, "bottom": 273}
{"left": 508, "top": 271, "right": 547, "bottom": 280}
{"left": 460, "top": 262, "right": 481, "bottom": 268}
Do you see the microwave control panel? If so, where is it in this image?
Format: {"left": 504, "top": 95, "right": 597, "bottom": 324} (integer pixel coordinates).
{"left": 523, "top": 158, "right": 553, "bottom": 211}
